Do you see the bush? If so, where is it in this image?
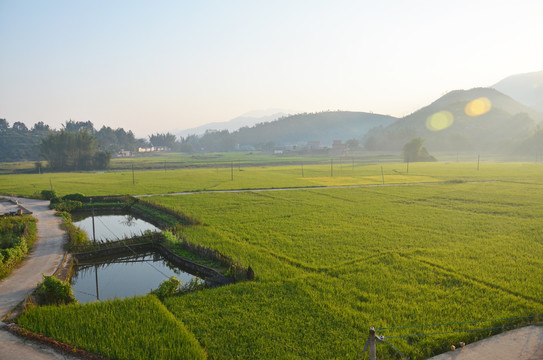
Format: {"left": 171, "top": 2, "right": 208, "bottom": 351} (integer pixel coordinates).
{"left": 41, "top": 190, "right": 57, "bottom": 200}
{"left": 62, "top": 193, "right": 86, "bottom": 202}
{"left": 151, "top": 276, "right": 181, "bottom": 300}
{"left": 35, "top": 274, "right": 76, "bottom": 305}
{"left": 52, "top": 200, "right": 82, "bottom": 212}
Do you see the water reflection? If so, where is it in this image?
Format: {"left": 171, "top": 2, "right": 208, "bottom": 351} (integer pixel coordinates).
{"left": 72, "top": 251, "right": 199, "bottom": 303}
{"left": 73, "top": 214, "right": 160, "bottom": 241}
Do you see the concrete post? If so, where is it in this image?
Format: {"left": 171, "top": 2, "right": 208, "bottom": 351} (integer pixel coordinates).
{"left": 369, "top": 327, "right": 377, "bottom": 360}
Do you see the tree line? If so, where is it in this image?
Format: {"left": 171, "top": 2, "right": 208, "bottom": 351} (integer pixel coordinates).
{"left": 0, "top": 119, "right": 147, "bottom": 170}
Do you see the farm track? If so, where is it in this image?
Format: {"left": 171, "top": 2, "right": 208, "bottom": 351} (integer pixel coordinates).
{"left": 135, "top": 180, "right": 498, "bottom": 197}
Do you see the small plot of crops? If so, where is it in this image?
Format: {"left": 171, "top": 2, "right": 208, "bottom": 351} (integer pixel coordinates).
{"left": 150, "top": 179, "right": 543, "bottom": 359}
{"left": 0, "top": 215, "right": 37, "bottom": 279}
{"left": 18, "top": 295, "right": 207, "bottom": 360}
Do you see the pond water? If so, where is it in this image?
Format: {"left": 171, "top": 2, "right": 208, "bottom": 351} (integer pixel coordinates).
{"left": 72, "top": 213, "right": 160, "bottom": 241}
{"left": 71, "top": 251, "right": 200, "bottom": 303}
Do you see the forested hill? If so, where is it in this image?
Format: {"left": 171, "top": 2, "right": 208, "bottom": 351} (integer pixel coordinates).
{"left": 365, "top": 87, "right": 543, "bottom": 154}
{"left": 233, "top": 111, "right": 398, "bottom": 147}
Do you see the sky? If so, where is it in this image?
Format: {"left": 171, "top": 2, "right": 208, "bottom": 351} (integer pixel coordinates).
{"left": 1, "top": 0, "right": 542, "bottom": 138}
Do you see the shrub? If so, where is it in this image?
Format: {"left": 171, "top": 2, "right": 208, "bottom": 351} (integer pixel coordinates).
{"left": 52, "top": 199, "right": 82, "bottom": 212}
{"left": 35, "top": 274, "right": 76, "bottom": 305}
{"left": 41, "top": 190, "right": 57, "bottom": 200}
{"left": 62, "top": 193, "right": 86, "bottom": 202}
{"left": 151, "top": 276, "right": 181, "bottom": 300}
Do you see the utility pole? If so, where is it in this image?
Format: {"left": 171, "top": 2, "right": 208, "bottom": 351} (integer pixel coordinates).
{"left": 477, "top": 155, "right": 480, "bottom": 171}
{"left": 301, "top": 162, "right": 304, "bottom": 177}
{"left": 406, "top": 160, "right": 409, "bottom": 174}
{"left": 381, "top": 166, "right": 385, "bottom": 185}
{"left": 330, "top": 159, "right": 333, "bottom": 177}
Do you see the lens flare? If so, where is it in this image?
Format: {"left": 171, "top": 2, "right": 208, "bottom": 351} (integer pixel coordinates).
{"left": 465, "top": 97, "right": 491, "bottom": 117}
{"left": 426, "top": 111, "right": 454, "bottom": 131}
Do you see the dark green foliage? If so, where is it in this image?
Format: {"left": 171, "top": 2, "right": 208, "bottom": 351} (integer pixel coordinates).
{"left": 62, "top": 193, "right": 86, "bottom": 202}
{"left": 35, "top": 275, "right": 77, "bottom": 305}
{"left": 151, "top": 276, "right": 181, "bottom": 300}
{"left": 0, "top": 119, "right": 50, "bottom": 162}
{"left": 52, "top": 199, "right": 82, "bottom": 212}
{"left": 0, "top": 216, "right": 37, "bottom": 279}
{"left": 40, "top": 130, "right": 111, "bottom": 171}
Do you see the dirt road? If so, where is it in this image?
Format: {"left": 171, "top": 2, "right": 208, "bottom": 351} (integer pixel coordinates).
{"left": 0, "top": 198, "right": 76, "bottom": 360}
{"left": 426, "top": 325, "right": 543, "bottom": 360}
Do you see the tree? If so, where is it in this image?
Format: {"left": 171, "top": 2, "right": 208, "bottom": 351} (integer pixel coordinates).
{"left": 40, "top": 130, "right": 109, "bottom": 170}
{"left": 0, "top": 119, "right": 9, "bottom": 133}
{"left": 63, "top": 120, "right": 95, "bottom": 134}
{"left": 402, "top": 137, "right": 436, "bottom": 162}
{"left": 32, "top": 121, "right": 51, "bottom": 133}
{"left": 149, "top": 133, "right": 177, "bottom": 149}
{"left": 12, "top": 121, "right": 29, "bottom": 132}
{"left": 345, "top": 138, "right": 360, "bottom": 150}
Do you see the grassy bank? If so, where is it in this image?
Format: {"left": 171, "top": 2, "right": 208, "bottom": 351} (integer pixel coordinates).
{"left": 0, "top": 215, "right": 37, "bottom": 279}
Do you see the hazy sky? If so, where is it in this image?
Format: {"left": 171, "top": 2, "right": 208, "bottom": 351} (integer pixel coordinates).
{"left": 1, "top": 0, "right": 542, "bottom": 137}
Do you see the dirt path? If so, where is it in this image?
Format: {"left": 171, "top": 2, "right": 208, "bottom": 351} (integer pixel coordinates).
{"left": 136, "top": 180, "right": 496, "bottom": 198}
{"left": 426, "top": 325, "right": 543, "bottom": 360}
{"left": 0, "top": 198, "right": 76, "bottom": 360}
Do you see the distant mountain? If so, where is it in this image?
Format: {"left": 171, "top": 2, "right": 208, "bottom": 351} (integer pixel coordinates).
{"left": 492, "top": 70, "right": 543, "bottom": 112}
{"left": 233, "top": 111, "right": 398, "bottom": 147}
{"left": 366, "top": 87, "right": 542, "bottom": 153}
{"left": 176, "top": 110, "right": 289, "bottom": 137}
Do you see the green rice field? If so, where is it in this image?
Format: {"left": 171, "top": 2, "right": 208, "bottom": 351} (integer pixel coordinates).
{"left": 6, "top": 162, "right": 543, "bottom": 359}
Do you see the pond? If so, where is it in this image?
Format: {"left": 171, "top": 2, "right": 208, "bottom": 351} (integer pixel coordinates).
{"left": 72, "top": 213, "right": 160, "bottom": 241}
{"left": 71, "top": 250, "right": 201, "bottom": 303}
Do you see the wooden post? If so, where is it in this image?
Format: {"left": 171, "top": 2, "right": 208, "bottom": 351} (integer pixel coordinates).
{"left": 369, "top": 327, "right": 377, "bottom": 360}
{"left": 49, "top": 178, "right": 53, "bottom": 191}
{"left": 132, "top": 164, "right": 135, "bottom": 185}
{"left": 381, "top": 166, "right": 385, "bottom": 185}
{"left": 406, "top": 160, "right": 409, "bottom": 174}
{"left": 301, "top": 163, "right": 304, "bottom": 177}
{"left": 330, "top": 159, "right": 333, "bottom": 177}
{"left": 231, "top": 162, "right": 234, "bottom": 181}
{"left": 477, "top": 155, "right": 480, "bottom": 171}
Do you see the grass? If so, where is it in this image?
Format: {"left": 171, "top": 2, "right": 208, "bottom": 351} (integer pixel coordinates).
{"left": 18, "top": 295, "right": 207, "bottom": 360}
{"left": 9, "top": 161, "right": 543, "bottom": 359}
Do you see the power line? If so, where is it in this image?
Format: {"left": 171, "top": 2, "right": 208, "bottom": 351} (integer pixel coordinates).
{"left": 382, "top": 338, "right": 409, "bottom": 360}
{"left": 94, "top": 217, "right": 170, "bottom": 279}
{"left": 93, "top": 219, "right": 312, "bottom": 358}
